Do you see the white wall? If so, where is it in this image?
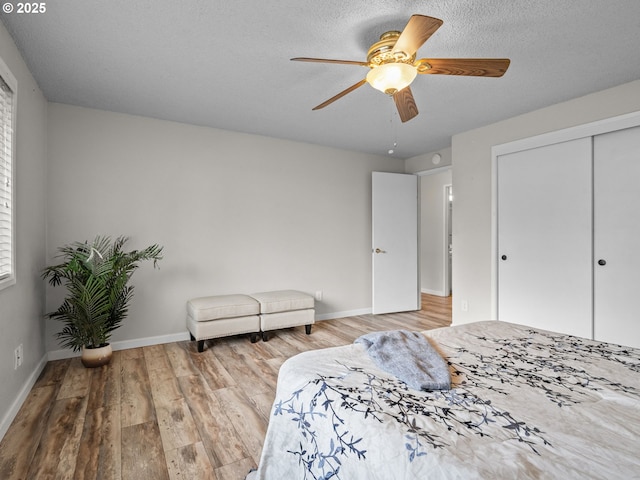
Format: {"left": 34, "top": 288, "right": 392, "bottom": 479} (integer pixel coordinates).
{"left": 405, "top": 147, "right": 452, "bottom": 174}
{"left": 0, "top": 22, "right": 48, "bottom": 438}
{"left": 452, "top": 79, "right": 640, "bottom": 324}
{"left": 46, "top": 103, "right": 404, "bottom": 353}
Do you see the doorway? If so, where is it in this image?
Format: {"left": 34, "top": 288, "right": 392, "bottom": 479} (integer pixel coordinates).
{"left": 418, "top": 168, "right": 452, "bottom": 298}
{"left": 444, "top": 184, "right": 453, "bottom": 297}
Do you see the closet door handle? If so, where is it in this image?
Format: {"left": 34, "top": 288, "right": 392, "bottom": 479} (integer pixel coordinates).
{"left": 501, "top": 255, "right": 507, "bottom": 261}
{"left": 597, "top": 259, "right": 606, "bottom": 266}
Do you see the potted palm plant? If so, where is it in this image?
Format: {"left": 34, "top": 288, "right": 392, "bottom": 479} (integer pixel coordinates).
{"left": 43, "top": 235, "right": 163, "bottom": 367}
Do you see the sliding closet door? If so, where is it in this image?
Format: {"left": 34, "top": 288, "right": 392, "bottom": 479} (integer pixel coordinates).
{"left": 593, "top": 125, "right": 640, "bottom": 348}
{"left": 497, "top": 138, "right": 592, "bottom": 337}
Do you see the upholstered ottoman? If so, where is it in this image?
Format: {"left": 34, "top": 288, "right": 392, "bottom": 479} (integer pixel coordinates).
{"left": 251, "top": 290, "right": 315, "bottom": 341}
{"left": 186, "top": 294, "right": 260, "bottom": 352}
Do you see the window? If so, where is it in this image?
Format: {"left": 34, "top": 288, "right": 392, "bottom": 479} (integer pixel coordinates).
{"left": 0, "top": 58, "right": 16, "bottom": 290}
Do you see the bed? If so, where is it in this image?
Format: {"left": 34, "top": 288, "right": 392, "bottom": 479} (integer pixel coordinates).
{"left": 248, "top": 321, "right": 640, "bottom": 479}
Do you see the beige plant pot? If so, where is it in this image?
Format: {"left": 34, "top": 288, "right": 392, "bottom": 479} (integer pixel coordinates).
{"left": 81, "top": 344, "right": 113, "bottom": 368}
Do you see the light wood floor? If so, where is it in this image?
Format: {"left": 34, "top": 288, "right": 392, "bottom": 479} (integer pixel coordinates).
{"left": 0, "top": 294, "right": 451, "bottom": 480}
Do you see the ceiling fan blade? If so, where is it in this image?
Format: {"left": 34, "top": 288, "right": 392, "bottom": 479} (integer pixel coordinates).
{"left": 291, "top": 57, "right": 370, "bottom": 67}
{"left": 417, "top": 58, "right": 511, "bottom": 77}
{"left": 393, "top": 86, "right": 419, "bottom": 123}
{"left": 312, "top": 79, "right": 367, "bottom": 110}
{"left": 392, "top": 15, "right": 443, "bottom": 59}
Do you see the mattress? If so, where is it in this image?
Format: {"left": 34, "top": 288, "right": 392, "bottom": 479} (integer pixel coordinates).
{"left": 249, "top": 321, "right": 640, "bottom": 479}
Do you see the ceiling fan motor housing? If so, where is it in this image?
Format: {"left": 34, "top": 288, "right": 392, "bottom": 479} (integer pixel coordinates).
{"left": 366, "top": 31, "right": 419, "bottom": 95}
{"left": 367, "top": 31, "right": 416, "bottom": 66}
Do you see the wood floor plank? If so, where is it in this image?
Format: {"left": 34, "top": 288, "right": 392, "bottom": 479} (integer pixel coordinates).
{"left": 57, "top": 357, "right": 92, "bottom": 400}
{"left": 242, "top": 335, "right": 287, "bottom": 359}
{"left": 0, "top": 385, "right": 58, "bottom": 479}
{"left": 156, "top": 398, "right": 200, "bottom": 451}
{"left": 143, "top": 345, "right": 175, "bottom": 378}
{"left": 121, "top": 421, "right": 169, "bottom": 480}
{"left": 290, "top": 326, "right": 338, "bottom": 349}
{"left": 145, "top": 345, "right": 185, "bottom": 409}
{"left": 187, "top": 348, "right": 236, "bottom": 391}
{"left": 142, "top": 344, "right": 167, "bottom": 363}
{"left": 33, "top": 358, "right": 71, "bottom": 388}
{"left": 272, "top": 327, "right": 330, "bottom": 353}
{"left": 120, "top": 356, "right": 155, "bottom": 427}
{"left": 304, "top": 325, "right": 350, "bottom": 347}
{"left": 251, "top": 359, "right": 280, "bottom": 391}
{"left": 178, "top": 374, "right": 249, "bottom": 468}
{"left": 120, "top": 347, "right": 144, "bottom": 360}
{"left": 249, "top": 392, "right": 277, "bottom": 425}
{"left": 215, "top": 387, "right": 268, "bottom": 465}
{"left": 73, "top": 403, "right": 122, "bottom": 480}
{"left": 87, "top": 352, "right": 121, "bottom": 413}
{"left": 164, "top": 342, "right": 201, "bottom": 378}
{"left": 252, "top": 332, "right": 302, "bottom": 358}
{"left": 165, "top": 442, "right": 216, "bottom": 480}
{"left": 26, "top": 395, "right": 88, "bottom": 479}
{"left": 214, "top": 457, "right": 257, "bottom": 480}
{"left": 263, "top": 357, "right": 287, "bottom": 381}
{"left": 0, "top": 294, "right": 451, "bottom": 479}
{"left": 208, "top": 344, "right": 272, "bottom": 396}
{"left": 293, "top": 326, "right": 338, "bottom": 347}
{"left": 57, "top": 396, "right": 91, "bottom": 479}
{"left": 316, "top": 320, "right": 364, "bottom": 344}
{"left": 147, "top": 368, "right": 184, "bottom": 409}
{"left": 235, "top": 334, "right": 284, "bottom": 360}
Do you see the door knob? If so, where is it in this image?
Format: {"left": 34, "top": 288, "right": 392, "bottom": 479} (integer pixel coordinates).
{"left": 598, "top": 259, "right": 606, "bottom": 266}
{"left": 374, "top": 248, "right": 387, "bottom": 254}
{"left": 501, "top": 255, "right": 507, "bottom": 261}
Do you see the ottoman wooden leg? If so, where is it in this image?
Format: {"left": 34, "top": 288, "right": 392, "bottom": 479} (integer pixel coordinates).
{"left": 197, "top": 339, "right": 205, "bottom": 353}
{"left": 250, "top": 332, "right": 259, "bottom": 343}
{"left": 262, "top": 331, "right": 269, "bottom": 342}
{"left": 305, "top": 324, "right": 312, "bottom": 335}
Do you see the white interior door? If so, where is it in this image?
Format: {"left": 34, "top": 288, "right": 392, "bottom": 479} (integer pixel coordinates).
{"left": 372, "top": 172, "right": 418, "bottom": 314}
{"left": 594, "top": 125, "right": 640, "bottom": 348}
{"left": 497, "top": 138, "right": 593, "bottom": 337}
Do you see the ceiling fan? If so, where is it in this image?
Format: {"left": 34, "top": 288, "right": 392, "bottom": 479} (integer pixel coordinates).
{"left": 292, "top": 14, "right": 510, "bottom": 123}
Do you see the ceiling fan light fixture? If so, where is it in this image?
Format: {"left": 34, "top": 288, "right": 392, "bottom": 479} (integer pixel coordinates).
{"left": 366, "top": 62, "right": 417, "bottom": 95}
{"left": 292, "top": 14, "right": 510, "bottom": 122}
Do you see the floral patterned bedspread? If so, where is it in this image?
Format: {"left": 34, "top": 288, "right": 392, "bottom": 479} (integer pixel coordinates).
{"left": 252, "top": 321, "right": 640, "bottom": 479}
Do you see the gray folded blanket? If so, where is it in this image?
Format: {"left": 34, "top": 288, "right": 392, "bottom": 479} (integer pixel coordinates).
{"left": 355, "top": 330, "right": 451, "bottom": 391}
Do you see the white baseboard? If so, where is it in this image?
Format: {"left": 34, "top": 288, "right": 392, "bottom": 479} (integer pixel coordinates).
{"left": 0, "top": 353, "right": 48, "bottom": 442}
{"left": 43, "top": 307, "right": 394, "bottom": 360}
{"left": 421, "top": 288, "right": 447, "bottom": 297}
{"left": 109, "top": 331, "right": 192, "bottom": 352}
{"left": 45, "top": 311, "right": 383, "bottom": 359}
{"left": 315, "top": 308, "right": 372, "bottom": 321}
{"left": 47, "top": 331, "right": 192, "bottom": 361}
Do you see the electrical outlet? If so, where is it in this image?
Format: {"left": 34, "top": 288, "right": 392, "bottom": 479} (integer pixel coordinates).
{"left": 14, "top": 344, "right": 23, "bottom": 369}
{"left": 315, "top": 290, "right": 323, "bottom": 301}
{"left": 461, "top": 300, "right": 469, "bottom": 312}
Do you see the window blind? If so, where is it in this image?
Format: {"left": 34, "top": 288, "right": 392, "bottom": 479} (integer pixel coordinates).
{"left": 0, "top": 73, "right": 13, "bottom": 282}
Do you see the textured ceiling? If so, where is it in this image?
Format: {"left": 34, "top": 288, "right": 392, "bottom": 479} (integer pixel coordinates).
{"left": 2, "top": 0, "right": 640, "bottom": 159}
